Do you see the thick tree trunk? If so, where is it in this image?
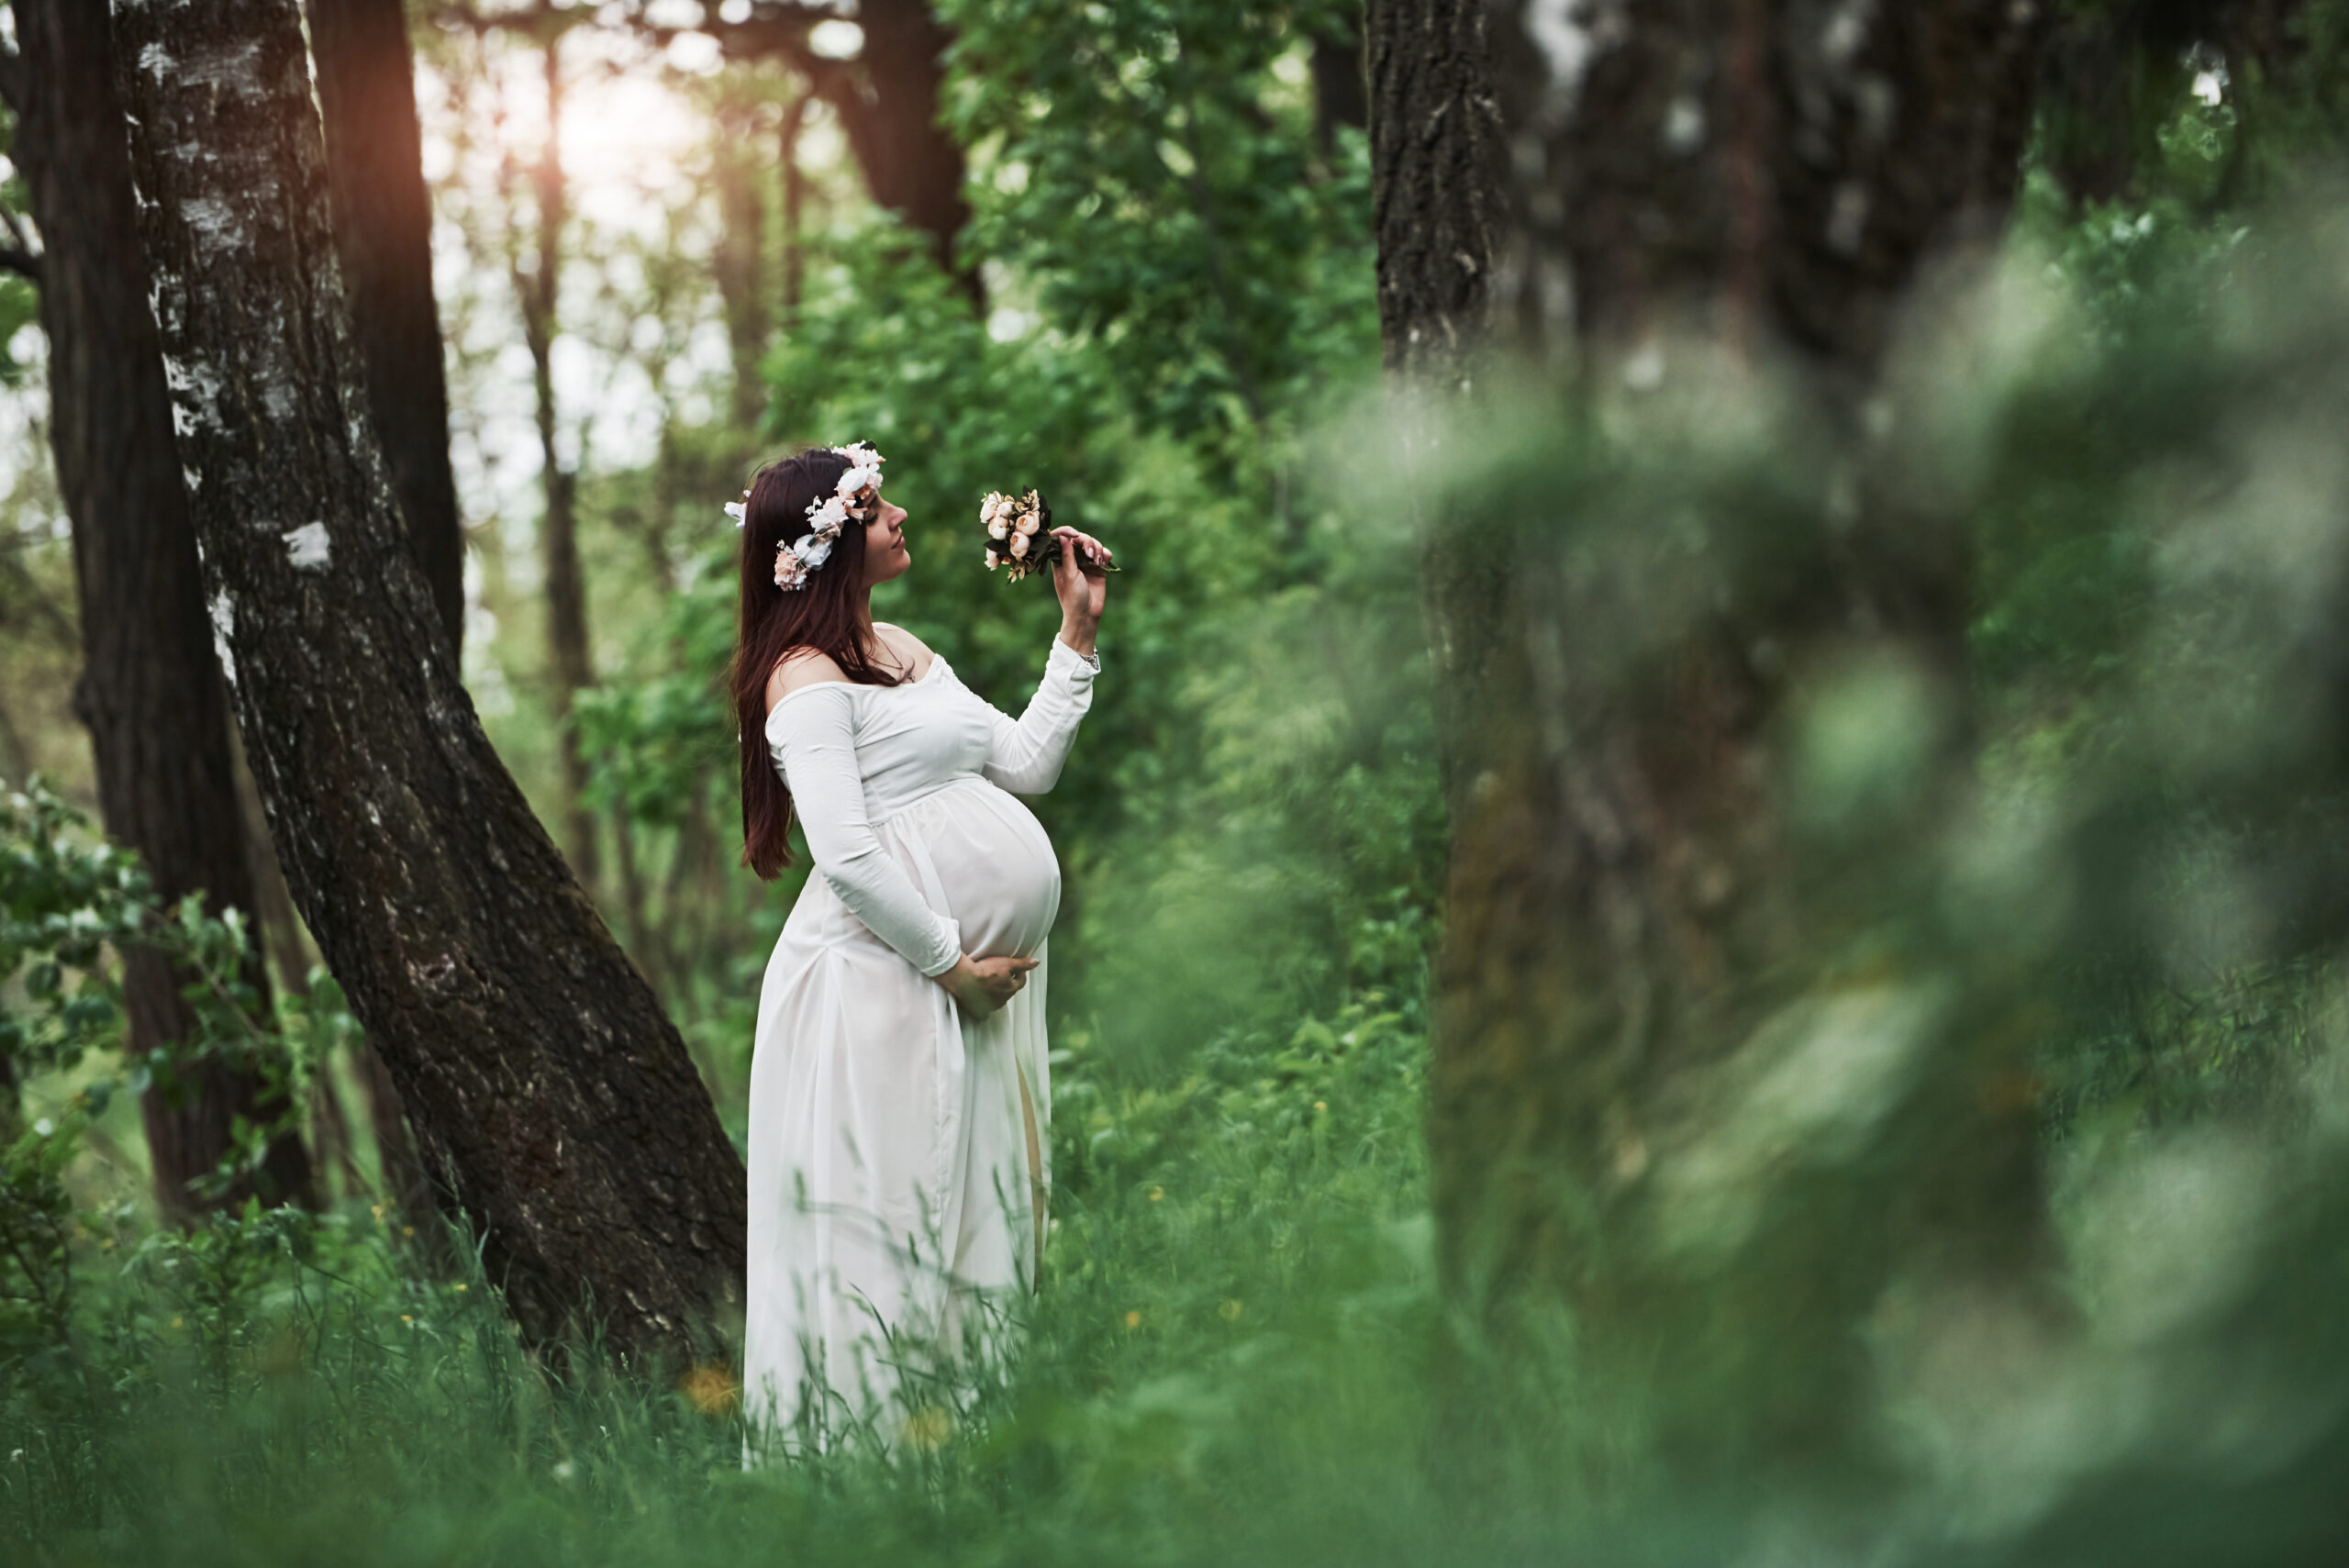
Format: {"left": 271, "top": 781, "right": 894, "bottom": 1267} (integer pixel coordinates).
{"left": 834, "top": 0, "right": 971, "bottom": 287}
{"left": 110, "top": 0, "right": 745, "bottom": 1368}
{"left": 1375, "top": 0, "right": 2052, "bottom": 1474}
{"left": 14, "top": 0, "right": 315, "bottom": 1219}
{"left": 514, "top": 27, "right": 600, "bottom": 886}
{"left": 306, "top": 0, "right": 467, "bottom": 651}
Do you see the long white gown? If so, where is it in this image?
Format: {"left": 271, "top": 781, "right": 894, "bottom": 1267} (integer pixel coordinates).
{"left": 742, "top": 638, "right": 1096, "bottom": 1452}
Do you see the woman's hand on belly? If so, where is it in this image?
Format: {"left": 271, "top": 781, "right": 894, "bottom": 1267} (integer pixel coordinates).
{"left": 935, "top": 952, "right": 1038, "bottom": 1019}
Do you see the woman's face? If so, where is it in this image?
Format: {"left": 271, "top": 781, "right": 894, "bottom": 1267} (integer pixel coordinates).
{"left": 861, "top": 497, "right": 911, "bottom": 586}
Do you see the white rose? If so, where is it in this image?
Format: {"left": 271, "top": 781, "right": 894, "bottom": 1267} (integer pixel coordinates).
{"left": 987, "top": 516, "right": 1008, "bottom": 539}
{"left": 985, "top": 547, "right": 1002, "bottom": 569}
{"left": 1009, "top": 531, "right": 1030, "bottom": 559}
{"left": 1015, "top": 513, "right": 1040, "bottom": 536}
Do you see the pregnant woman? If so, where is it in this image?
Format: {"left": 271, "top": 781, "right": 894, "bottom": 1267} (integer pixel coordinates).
{"left": 730, "top": 443, "right": 1111, "bottom": 1454}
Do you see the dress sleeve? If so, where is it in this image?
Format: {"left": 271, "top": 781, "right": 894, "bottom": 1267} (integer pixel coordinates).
{"left": 768, "top": 684, "right": 963, "bottom": 977}
{"left": 980, "top": 638, "right": 1098, "bottom": 795}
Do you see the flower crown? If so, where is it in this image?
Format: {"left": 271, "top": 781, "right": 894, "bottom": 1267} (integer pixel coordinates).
{"left": 725, "top": 441, "right": 886, "bottom": 592}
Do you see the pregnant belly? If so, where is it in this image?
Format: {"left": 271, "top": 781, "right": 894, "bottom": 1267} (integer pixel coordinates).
{"left": 902, "top": 778, "right": 1061, "bottom": 960}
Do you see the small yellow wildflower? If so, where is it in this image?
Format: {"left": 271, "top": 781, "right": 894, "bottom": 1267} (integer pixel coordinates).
{"left": 1123, "top": 1309, "right": 1141, "bottom": 1329}
{"left": 1147, "top": 1185, "right": 1163, "bottom": 1202}
{"left": 453, "top": 1283, "right": 467, "bottom": 1293}
{"left": 401, "top": 1226, "right": 416, "bottom": 1238}
{"left": 679, "top": 1363, "right": 739, "bottom": 1418}
{"left": 1314, "top": 1101, "right": 1327, "bottom": 1113}
{"left": 902, "top": 1407, "right": 952, "bottom": 1451}
{"left": 370, "top": 1205, "right": 385, "bottom": 1222}
{"left": 170, "top": 1317, "right": 183, "bottom": 1329}
{"left": 1219, "top": 1299, "right": 1243, "bottom": 1321}
{"left": 400, "top": 1314, "right": 413, "bottom": 1324}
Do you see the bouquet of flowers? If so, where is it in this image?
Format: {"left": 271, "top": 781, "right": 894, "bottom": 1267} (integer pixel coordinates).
{"left": 980, "top": 488, "right": 1052, "bottom": 581}
{"left": 979, "top": 488, "right": 1121, "bottom": 583}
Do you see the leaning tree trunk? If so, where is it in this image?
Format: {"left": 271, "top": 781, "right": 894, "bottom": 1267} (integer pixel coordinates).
{"left": 110, "top": 0, "right": 744, "bottom": 1369}
{"left": 11, "top": 0, "right": 315, "bottom": 1219}
{"left": 304, "top": 0, "right": 460, "bottom": 1229}
{"left": 306, "top": 0, "right": 467, "bottom": 650}
{"left": 1373, "top": 0, "right": 2052, "bottom": 1475}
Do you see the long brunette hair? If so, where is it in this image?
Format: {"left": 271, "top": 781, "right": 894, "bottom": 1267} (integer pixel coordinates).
{"left": 732, "top": 447, "right": 907, "bottom": 878}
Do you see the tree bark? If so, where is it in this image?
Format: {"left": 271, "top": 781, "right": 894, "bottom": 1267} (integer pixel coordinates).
{"left": 827, "top": 0, "right": 974, "bottom": 291}
{"left": 712, "top": 86, "right": 771, "bottom": 428}
{"left": 511, "top": 21, "right": 600, "bottom": 886}
{"left": 781, "top": 95, "right": 809, "bottom": 325}
{"left": 110, "top": 0, "right": 745, "bottom": 1368}
{"left": 306, "top": 0, "right": 467, "bottom": 651}
{"left": 1375, "top": 0, "right": 2053, "bottom": 1474}
{"left": 13, "top": 0, "right": 315, "bottom": 1219}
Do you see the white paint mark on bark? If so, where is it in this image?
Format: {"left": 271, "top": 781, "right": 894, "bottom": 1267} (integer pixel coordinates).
{"left": 1663, "top": 95, "right": 1706, "bottom": 154}
{"left": 1820, "top": 0, "right": 1876, "bottom": 70}
{"left": 283, "top": 522, "right": 331, "bottom": 572}
{"left": 208, "top": 591, "right": 238, "bottom": 689}
{"left": 182, "top": 195, "right": 249, "bottom": 254}
{"left": 263, "top": 381, "right": 297, "bottom": 423}
{"left": 179, "top": 39, "right": 265, "bottom": 95}
{"left": 1525, "top": 0, "right": 1594, "bottom": 99}
{"left": 137, "top": 42, "right": 173, "bottom": 82}
{"left": 183, "top": 466, "right": 203, "bottom": 496}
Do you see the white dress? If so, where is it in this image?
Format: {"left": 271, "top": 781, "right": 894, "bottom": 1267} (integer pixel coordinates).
{"left": 742, "top": 638, "right": 1096, "bottom": 1451}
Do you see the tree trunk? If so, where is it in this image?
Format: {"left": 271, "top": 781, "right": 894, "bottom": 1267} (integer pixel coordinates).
{"left": 306, "top": 0, "right": 467, "bottom": 651}
{"left": 110, "top": 0, "right": 745, "bottom": 1368}
{"left": 817, "top": 0, "right": 975, "bottom": 295}
{"left": 515, "top": 25, "right": 600, "bottom": 886}
{"left": 780, "top": 95, "right": 808, "bottom": 325}
{"left": 13, "top": 0, "right": 315, "bottom": 1219}
{"left": 712, "top": 86, "right": 770, "bottom": 429}
{"left": 1375, "top": 0, "right": 2053, "bottom": 1475}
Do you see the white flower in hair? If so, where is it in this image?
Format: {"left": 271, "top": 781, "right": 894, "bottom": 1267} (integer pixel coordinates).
{"left": 749, "top": 439, "right": 889, "bottom": 592}
{"left": 724, "top": 500, "right": 746, "bottom": 528}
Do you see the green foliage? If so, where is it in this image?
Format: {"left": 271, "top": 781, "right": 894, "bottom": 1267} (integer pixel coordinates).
{"left": 940, "top": 0, "right": 1375, "bottom": 467}
{"left": 0, "top": 783, "right": 328, "bottom": 1357}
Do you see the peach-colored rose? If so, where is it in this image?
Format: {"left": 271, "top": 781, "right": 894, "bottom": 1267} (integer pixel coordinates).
{"left": 987, "top": 516, "right": 1008, "bottom": 539}
{"left": 1015, "top": 513, "right": 1040, "bottom": 536}
{"left": 1009, "top": 532, "right": 1030, "bottom": 559}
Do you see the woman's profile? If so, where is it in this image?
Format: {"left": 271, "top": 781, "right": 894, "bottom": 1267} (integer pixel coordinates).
{"left": 730, "top": 443, "right": 1112, "bottom": 1454}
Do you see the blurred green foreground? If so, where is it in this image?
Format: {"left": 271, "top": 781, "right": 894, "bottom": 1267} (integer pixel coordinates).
{"left": 12, "top": 61, "right": 2349, "bottom": 1568}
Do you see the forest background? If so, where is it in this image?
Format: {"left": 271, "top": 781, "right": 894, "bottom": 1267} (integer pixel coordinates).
{"left": 6, "top": 0, "right": 2349, "bottom": 1563}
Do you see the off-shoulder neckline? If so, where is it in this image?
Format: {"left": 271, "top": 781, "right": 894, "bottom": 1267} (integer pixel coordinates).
{"left": 763, "top": 655, "right": 948, "bottom": 728}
